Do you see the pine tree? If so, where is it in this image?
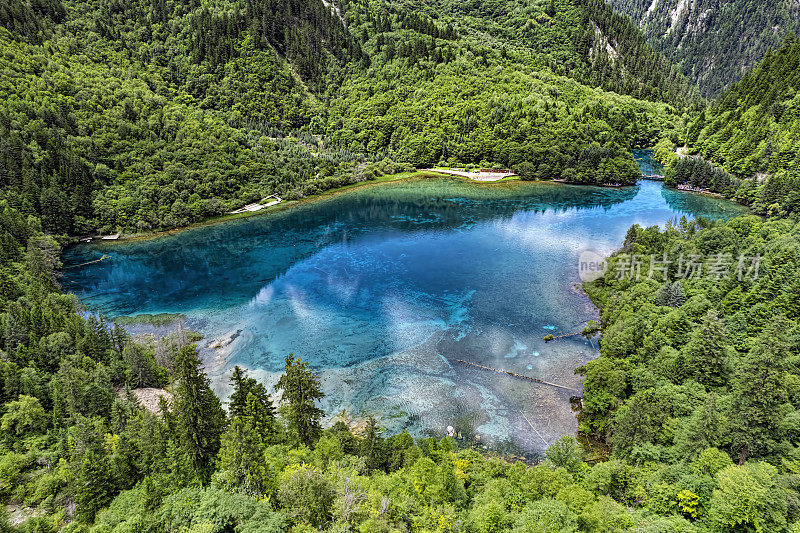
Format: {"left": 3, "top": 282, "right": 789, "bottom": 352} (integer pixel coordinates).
{"left": 217, "top": 417, "right": 274, "bottom": 496}
{"left": 174, "top": 345, "right": 226, "bottom": 483}
{"left": 675, "top": 393, "right": 728, "bottom": 458}
{"left": 110, "top": 322, "right": 127, "bottom": 355}
{"left": 76, "top": 450, "right": 114, "bottom": 523}
{"left": 729, "top": 316, "right": 792, "bottom": 464}
{"left": 360, "top": 416, "right": 384, "bottom": 472}
{"left": 275, "top": 354, "right": 324, "bottom": 447}
{"left": 229, "top": 365, "right": 276, "bottom": 440}
{"left": 667, "top": 281, "right": 686, "bottom": 307}
{"left": 683, "top": 309, "right": 730, "bottom": 387}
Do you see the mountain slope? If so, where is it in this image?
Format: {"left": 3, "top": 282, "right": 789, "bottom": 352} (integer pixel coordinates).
{"left": 656, "top": 36, "right": 800, "bottom": 217}
{"left": 609, "top": 0, "right": 800, "bottom": 96}
{"left": 0, "top": 0, "right": 696, "bottom": 233}
{"left": 330, "top": 41, "right": 674, "bottom": 175}
{"left": 0, "top": 0, "right": 373, "bottom": 233}
{"left": 383, "top": 0, "right": 699, "bottom": 106}
{"left": 690, "top": 35, "right": 800, "bottom": 181}
{"left": 328, "top": 0, "right": 683, "bottom": 174}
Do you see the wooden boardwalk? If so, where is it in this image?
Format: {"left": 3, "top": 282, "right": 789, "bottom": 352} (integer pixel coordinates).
{"left": 229, "top": 195, "right": 282, "bottom": 214}
{"left": 426, "top": 168, "right": 514, "bottom": 181}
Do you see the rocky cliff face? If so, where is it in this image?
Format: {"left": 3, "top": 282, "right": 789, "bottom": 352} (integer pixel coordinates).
{"left": 609, "top": 0, "right": 800, "bottom": 96}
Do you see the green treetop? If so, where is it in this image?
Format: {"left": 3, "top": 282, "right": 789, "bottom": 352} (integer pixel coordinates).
{"left": 275, "top": 354, "right": 325, "bottom": 447}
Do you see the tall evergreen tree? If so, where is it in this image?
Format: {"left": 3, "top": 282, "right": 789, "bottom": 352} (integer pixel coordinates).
{"left": 216, "top": 417, "right": 275, "bottom": 496}
{"left": 683, "top": 309, "right": 730, "bottom": 387}
{"left": 675, "top": 393, "right": 728, "bottom": 458}
{"left": 174, "top": 345, "right": 226, "bottom": 483}
{"left": 360, "top": 416, "right": 384, "bottom": 473}
{"left": 275, "top": 354, "right": 324, "bottom": 447}
{"left": 729, "top": 316, "right": 793, "bottom": 464}
{"left": 75, "top": 450, "right": 114, "bottom": 523}
{"left": 229, "top": 365, "right": 276, "bottom": 437}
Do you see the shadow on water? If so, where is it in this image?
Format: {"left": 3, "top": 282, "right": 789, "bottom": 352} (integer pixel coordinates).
{"left": 632, "top": 148, "right": 664, "bottom": 177}
{"left": 660, "top": 185, "right": 747, "bottom": 219}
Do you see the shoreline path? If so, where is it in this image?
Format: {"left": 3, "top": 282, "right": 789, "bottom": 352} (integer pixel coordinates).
{"left": 425, "top": 168, "right": 515, "bottom": 181}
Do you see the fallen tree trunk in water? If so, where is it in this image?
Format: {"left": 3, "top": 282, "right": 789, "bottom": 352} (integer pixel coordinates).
{"left": 453, "top": 359, "right": 580, "bottom": 392}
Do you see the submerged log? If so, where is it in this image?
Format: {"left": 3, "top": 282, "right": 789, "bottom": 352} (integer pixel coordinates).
{"left": 544, "top": 332, "right": 581, "bottom": 342}
{"left": 453, "top": 359, "right": 580, "bottom": 392}
{"left": 63, "top": 254, "right": 109, "bottom": 269}
{"left": 544, "top": 321, "right": 600, "bottom": 342}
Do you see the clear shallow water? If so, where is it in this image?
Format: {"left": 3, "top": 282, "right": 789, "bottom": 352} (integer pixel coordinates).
{"left": 633, "top": 148, "right": 665, "bottom": 176}
{"left": 63, "top": 177, "right": 744, "bottom": 455}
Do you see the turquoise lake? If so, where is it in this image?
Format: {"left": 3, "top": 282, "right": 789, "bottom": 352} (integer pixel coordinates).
{"left": 632, "top": 148, "right": 665, "bottom": 177}
{"left": 63, "top": 177, "right": 744, "bottom": 455}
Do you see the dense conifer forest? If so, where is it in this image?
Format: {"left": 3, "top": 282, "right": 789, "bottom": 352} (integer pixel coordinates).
{"left": 2, "top": 0, "right": 800, "bottom": 529}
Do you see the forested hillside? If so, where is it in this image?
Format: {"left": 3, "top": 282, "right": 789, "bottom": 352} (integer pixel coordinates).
{"left": 656, "top": 36, "right": 800, "bottom": 217}
{"left": 609, "top": 0, "right": 800, "bottom": 96}
{"left": 577, "top": 214, "right": 800, "bottom": 532}
{"left": 0, "top": 0, "right": 375, "bottom": 235}
{"left": 690, "top": 36, "right": 800, "bottom": 181}
{"left": 0, "top": 0, "right": 699, "bottom": 235}
{"left": 329, "top": 32, "right": 670, "bottom": 176}
{"left": 326, "top": 0, "right": 693, "bottom": 175}
{"left": 383, "top": 0, "right": 699, "bottom": 105}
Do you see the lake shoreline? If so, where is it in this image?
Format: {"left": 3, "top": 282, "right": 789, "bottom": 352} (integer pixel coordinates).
{"left": 64, "top": 171, "right": 748, "bottom": 252}
{"left": 67, "top": 170, "right": 536, "bottom": 247}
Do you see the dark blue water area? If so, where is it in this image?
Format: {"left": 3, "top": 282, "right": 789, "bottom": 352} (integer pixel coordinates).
{"left": 62, "top": 177, "right": 745, "bottom": 454}
{"left": 633, "top": 148, "right": 665, "bottom": 177}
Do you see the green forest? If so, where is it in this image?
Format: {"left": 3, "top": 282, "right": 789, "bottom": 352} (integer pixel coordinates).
{"left": 0, "top": 0, "right": 705, "bottom": 235}
{"left": 654, "top": 36, "right": 800, "bottom": 218}
{"left": 2, "top": 0, "right": 800, "bottom": 529}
